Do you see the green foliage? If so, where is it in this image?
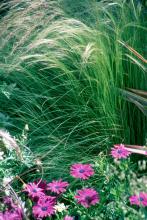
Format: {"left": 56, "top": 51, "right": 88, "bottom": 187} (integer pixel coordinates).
{"left": 0, "top": 127, "right": 39, "bottom": 186}
{"left": 0, "top": 0, "right": 146, "bottom": 156}
{"left": 0, "top": 1, "right": 146, "bottom": 219}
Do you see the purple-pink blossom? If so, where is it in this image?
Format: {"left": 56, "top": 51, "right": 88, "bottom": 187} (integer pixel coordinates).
{"left": 129, "top": 195, "right": 140, "bottom": 205}
{"left": 64, "top": 216, "right": 74, "bottom": 220}
{"left": 75, "top": 188, "right": 99, "bottom": 208}
{"left": 111, "top": 144, "right": 131, "bottom": 159}
{"left": 23, "top": 182, "right": 45, "bottom": 199}
{"left": 139, "top": 192, "right": 147, "bottom": 206}
{"left": 3, "top": 196, "right": 16, "bottom": 209}
{"left": 70, "top": 163, "right": 94, "bottom": 180}
{"left": 130, "top": 192, "right": 147, "bottom": 207}
{"left": 33, "top": 200, "right": 55, "bottom": 218}
{"left": 0, "top": 197, "right": 23, "bottom": 220}
{"left": 4, "top": 210, "right": 23, "bottom": 220}
{"left": 47, "top": 179, "right": 69, "bottom": 194}
{"left": 0, "top": 209, "right": 23, "bottom": 220}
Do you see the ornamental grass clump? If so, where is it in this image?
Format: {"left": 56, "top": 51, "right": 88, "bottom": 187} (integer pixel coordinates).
{"left": 0, "top": 0, "right": 146, "bottom": 178}
{"left": 0, "top": 0, "right": 146, "bottom": 219}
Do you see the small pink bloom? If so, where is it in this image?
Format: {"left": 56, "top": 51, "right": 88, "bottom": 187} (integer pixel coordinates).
{"left": 111, "top": 144, "right": 131, "bottom": 159}
{"left": 130, "top": 192, "right": 147, "bottom": 207}
{"left": 33, "top": 200, "right": 55, "bottom": 218}
{"left": 139, "top": 192, "right": 147, "bottom": 206}
{"left": 3, "top": 196, "right": 13, "bottom": 205}
{"left": 64, "top": 216, "right": 74, "bottom": 220}
{"left": 3, "top": 196, "right": 16, "bottom": 209}
{"left": 70, "top": 164, "right": 94, "bottom": 180}
{"left": 4, "top": 210, "right": 22, "bottom": 220}
{"left": 75, "top": 188, "right": 99, "bottom": 208}
{"left": 23, "top": 182, "right": 45, "bottom": 198}
{"left": 47, "top": 179, "right": 69, "bottom": 194}
{"left": 129, "top": 195, "right": 140, "bottom": 205}
{"left": 2, "top": 196, "right": 23, "bottom": 220}
{"left": 0, "top": 196, "right": 23, "bottom": 220}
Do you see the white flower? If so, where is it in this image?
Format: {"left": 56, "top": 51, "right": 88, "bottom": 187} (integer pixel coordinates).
{"left": 0, "top": 151, "right": 4, "bottom": 160}
{"left": 54, "top": 203, "right": 68, "bottom": 213}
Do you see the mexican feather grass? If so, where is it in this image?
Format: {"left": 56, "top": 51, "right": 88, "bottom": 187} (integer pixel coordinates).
{"left": 0, "top": 0, "right": 146, "bottom": 178}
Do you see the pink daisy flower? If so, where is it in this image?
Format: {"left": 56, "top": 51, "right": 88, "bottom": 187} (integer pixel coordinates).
{"left": 3, "top": 208, "right": 23, "bottom": 220}
{"left": 47, "top": 179, "right": 69, "bottom": 194}
{"left": 139, "top": 192, "right": 147, "bottom": 206}
{"left": 23, "top": 182, "right": 45, "bottom": 198}
{"left": 130, "top": 192, "right": 147, "bottom": 207}
{"left": 75, "top": 188, "right": 99, "bottom": 208}
{"left": 111, "top": 144, "right": 131, "bottom": 159}
{"left": 129, "top": 195, "right": 140, "bottom": 205}
{"left": 70, "top": 164, "right": 94, "bottom": 180}
{"left": 33, "top": 200, "right": 55, "bottom": 218}
{"left": 64, "top": 216, "right": 74, "bottom": 220}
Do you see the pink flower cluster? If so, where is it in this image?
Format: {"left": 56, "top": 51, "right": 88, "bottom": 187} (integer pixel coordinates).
{"left": 111, "top": 144, "right": 147, "bottom": 210}
{"left": 23, "top": 179, "right": 69, "bottom": 218}
{"left": 70, "top": 163, "right": 99, "bottom": 208}
{"left": 0, "top": 197, "right": 23, "bottom": 220}
{"left": 130, "top": 192, "right": 147, "bottom": 207}
{"left": 3, "top": 160, "right": 146, "bottom": 219}
{"left": 22, "top": 163, "right": 99, "bottom": 219}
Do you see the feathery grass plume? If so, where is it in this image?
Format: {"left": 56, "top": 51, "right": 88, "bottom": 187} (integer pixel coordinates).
{"left": 0, "top": 129, "right": 22, "bottom": 159}
{"left": 0, "top": 0, "right": 146, "bottom": 177}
